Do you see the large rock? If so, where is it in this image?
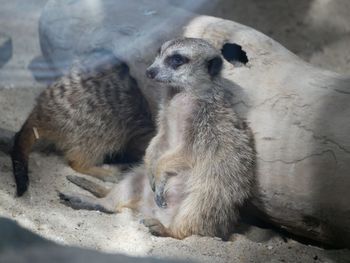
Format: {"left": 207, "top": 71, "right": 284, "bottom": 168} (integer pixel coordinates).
{"left": 183, "top": 16, "right": 350, "bottom": 247}
{"left": 38, "top": 0, "right": 350, "bottom": 247}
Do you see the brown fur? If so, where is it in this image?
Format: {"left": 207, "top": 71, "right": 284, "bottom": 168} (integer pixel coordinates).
{"left": 12, "top": 50, "right": 154, "bottom": 196}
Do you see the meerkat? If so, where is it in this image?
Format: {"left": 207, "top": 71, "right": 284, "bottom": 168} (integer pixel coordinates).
{"left": 59, "top": 38, "right": 255, "bottom": 240}
{"left": 11, "top": 49, "right": 154, "bottom": 196}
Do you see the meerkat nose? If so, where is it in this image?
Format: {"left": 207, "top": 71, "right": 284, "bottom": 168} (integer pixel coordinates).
{"left": 146, "top": 67, "right": 158, "bottom": 79}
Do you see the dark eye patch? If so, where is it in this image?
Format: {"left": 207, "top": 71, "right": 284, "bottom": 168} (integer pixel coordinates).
{"left": 165, "top": 54, "right": 189, "bottom": 69}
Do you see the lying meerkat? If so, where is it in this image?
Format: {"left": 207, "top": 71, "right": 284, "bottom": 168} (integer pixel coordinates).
{"left": 11, "top": 50, "right": 154, "bottom": 196}
{"left": 60, "top": 38, "right": 255, "bottom": 240}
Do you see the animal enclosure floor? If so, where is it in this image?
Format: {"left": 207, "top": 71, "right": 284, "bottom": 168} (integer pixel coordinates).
{"left": 0, "top": 151, "right": 349, "bottom": 263}
{"left": 1, "top": 0, "right": 350, "bottom": 262}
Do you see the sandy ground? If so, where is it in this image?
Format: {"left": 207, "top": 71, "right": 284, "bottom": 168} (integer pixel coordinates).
{"left": 1, "top": 0, "right": 350, "bottom": 263}
{"left": 1, "top": 152, "right": 350, "bottom": 263}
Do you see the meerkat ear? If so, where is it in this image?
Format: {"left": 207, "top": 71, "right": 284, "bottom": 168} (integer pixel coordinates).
{"left": 207, "top": 56, "right": 223, "bottom": 77}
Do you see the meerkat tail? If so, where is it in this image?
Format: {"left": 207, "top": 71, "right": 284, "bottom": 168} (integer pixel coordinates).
{"left": 11, "top": 121, "right": 38, "bottom": 196}
{"left": 66, "top": 175, "right": 109, "bottom": 198}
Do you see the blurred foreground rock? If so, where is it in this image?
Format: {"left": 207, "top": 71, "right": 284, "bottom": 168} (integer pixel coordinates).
{"left": 0, "top": 217, "right": 187, "bottom": 263}
{"left": 36, "top": 0, "right": 350, "bottom": 248}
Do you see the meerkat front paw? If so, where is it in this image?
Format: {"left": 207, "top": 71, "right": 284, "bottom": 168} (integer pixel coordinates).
{"left": 153, "top": 171, "right": 178, "bottom": 208}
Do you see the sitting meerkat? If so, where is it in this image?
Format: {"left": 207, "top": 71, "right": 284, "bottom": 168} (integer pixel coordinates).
{"left": 11, "top": 50, "right": 154, "bottom": 196}
{"left": 60, "top": 38, "right": 255, "bottom": 240}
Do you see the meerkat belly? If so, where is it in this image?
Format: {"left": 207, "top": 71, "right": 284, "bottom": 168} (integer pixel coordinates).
{"left": 149, "top": 93, "right": 193, "bottom": 227}
{"left": 139, "top": 171, "right": 188, "bottom": 228}
{"left": 166, "top": 93, "right": 194, "bottom": 148}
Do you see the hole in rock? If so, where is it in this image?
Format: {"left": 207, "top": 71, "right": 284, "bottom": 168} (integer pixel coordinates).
{"left": 221, "top": 43, "right": 249, "bottom": 66}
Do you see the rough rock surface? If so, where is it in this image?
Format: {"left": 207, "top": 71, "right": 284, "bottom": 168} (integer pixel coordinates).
{"left": 184, "top": 15, "right": 350, "bottom": 247}
{"left": 207, "top": 0, "right": 350, "bottom": 75}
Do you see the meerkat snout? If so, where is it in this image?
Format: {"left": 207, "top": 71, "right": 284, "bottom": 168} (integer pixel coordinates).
{"left": 146, "top": 38, "right": 224, "bottom": 88}
{"left": 146, "top": 67, "right": 158, "bottom": 79}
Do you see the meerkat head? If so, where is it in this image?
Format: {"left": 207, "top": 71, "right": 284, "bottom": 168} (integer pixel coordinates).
{"left": 146, "top": 38, "right": 223, "bottom": 89}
